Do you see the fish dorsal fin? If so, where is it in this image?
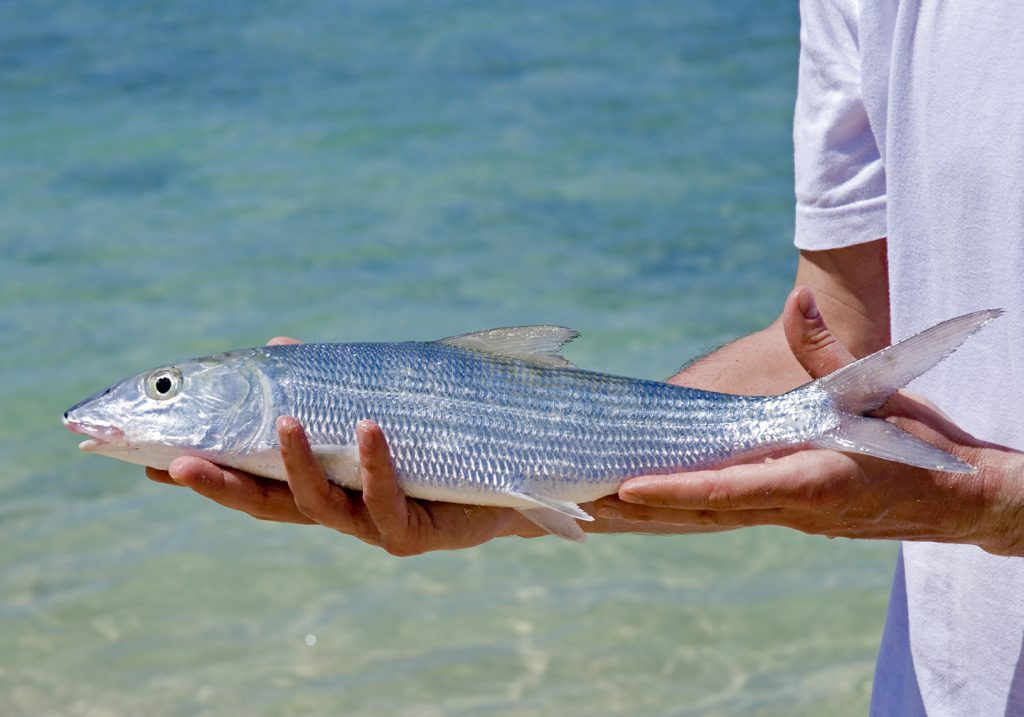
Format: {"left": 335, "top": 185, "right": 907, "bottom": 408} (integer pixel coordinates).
{"left": 438, "top": 325, "right": 580, "bottom": 368}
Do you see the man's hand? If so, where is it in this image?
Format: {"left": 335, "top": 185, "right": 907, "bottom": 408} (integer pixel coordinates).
{"left": 595, "top": 289, "right": 1024, "bottom": 557}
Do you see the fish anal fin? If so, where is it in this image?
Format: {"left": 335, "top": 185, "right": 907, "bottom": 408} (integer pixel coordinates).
{"left": 812, "top": 417, "right": 976, "bottom": 473}
{"left": 438, "top": 326, "right": 580, "bottom": 368}
{"left": 517, "top": 507, "right": 587, "bottom": 542}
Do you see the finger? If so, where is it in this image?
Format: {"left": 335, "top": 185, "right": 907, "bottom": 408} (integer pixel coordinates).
{"left": 587, "top": 497, "right": 735, "bottom": 534}
{"left": 168, "top": 456, "right": 315, "bottom": 524}
{"left": 618, "top": 451, "right": 849, "bottom": 511}
{"left": 277, "top": 416, "right": 379, "bottom": 541}
{"left": 267, "top": 336, "right": 302, "bottom": 346}
{"left": 357, "top": 421, "right": 414, "bottom": 551}
{"left": 593, "top": 496, "right": 785, "bottom": 528}
{"left": 145, "top": 467, "right": 183, "bottom": 486}
{"left": 782, "top": 287, "right": 856, "bottom": 378}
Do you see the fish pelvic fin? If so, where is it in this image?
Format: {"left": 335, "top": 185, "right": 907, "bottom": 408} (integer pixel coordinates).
{"left": 510, "top": 489, "right": 592, "bottom": 521}
{"left": 803, "top": 308, "right": 1002, "bottom": 474}
{"left": 438, "top": 326, "right": 580, "bottom": 368}
{"left": 813, "top": 308, "right": 1002, "bottom": 414}
{"left": 517, "top": 508, "right": 588, "bottom": 542}
{"left": 508, "top": 483, "right": 592, "bottom": 542}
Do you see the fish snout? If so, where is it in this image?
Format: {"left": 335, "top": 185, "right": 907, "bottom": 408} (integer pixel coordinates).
{"left": 63, "top": 415, "right": 125, "bottom": 451}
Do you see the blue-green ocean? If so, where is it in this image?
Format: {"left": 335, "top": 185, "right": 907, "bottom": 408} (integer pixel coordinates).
{"left": 0, "top": 2, "right": 895, "bottom": 715}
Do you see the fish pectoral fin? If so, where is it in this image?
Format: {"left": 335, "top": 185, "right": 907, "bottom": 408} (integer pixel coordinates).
{"left": 437, "top": 325, "right": 580, "bottom": 368}
{"left": 811, "top": 417, "right": 976, "bottom": 473}
{"left": 517, "top": 508, "right": 587, "bottom": 543}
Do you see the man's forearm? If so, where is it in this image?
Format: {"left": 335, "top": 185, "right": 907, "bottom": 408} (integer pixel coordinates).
{"left": 670, "top": 240, "right": 891, "bottom": 396}
{"left": 669, "top": 319, "right": 812, "bottom": 395}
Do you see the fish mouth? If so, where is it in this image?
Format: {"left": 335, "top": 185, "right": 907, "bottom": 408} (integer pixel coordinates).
{"left": 63, "top": 417, "right": 126, "bottom": 452}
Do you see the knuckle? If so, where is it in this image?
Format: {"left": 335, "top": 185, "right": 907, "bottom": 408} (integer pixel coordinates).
{"left": 804, "top": 326, "right": 836, "bottom": 352}
{"left": 703, "top": 482, "right": 736, "bottom": 511}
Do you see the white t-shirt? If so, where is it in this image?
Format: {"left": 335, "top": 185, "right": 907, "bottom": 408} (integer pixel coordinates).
{"left": 793, "top": 0, "right": 1024, "bottom": 713}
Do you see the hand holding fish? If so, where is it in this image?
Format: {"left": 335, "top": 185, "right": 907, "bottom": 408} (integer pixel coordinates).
{"left": 597, "top": 292, "right": 1024, "bottom": 557}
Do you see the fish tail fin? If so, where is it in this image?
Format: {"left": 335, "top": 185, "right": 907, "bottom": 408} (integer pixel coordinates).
{"left": 811, "top": 416, "right": 976, "bottom": 472}
{"left": 814, "top": 309, "right": 1002, "bottom": 414}
{"left": 806, "top": 308, "right": 1002, "bottom": 473}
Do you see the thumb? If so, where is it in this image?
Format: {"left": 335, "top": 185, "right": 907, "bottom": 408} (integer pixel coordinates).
{"left": 782, "top": 287, "right": 855, "bottom": 379}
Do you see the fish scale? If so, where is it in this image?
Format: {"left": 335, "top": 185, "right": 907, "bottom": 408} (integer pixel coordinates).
{"left": 64, "top": 312, "right": 999, "bottom": 541}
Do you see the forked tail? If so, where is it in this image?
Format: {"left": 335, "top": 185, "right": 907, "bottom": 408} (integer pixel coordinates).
{"left": 806, "top": 309, "right": 1003, "bottom": 472}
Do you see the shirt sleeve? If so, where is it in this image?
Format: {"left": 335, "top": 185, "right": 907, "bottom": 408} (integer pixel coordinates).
{"left": 793, "top": 0, "right": 887, "bottom": 250}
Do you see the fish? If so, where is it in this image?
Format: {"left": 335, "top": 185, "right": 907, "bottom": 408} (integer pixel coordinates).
{"left": 63, "top": 310, "right": 1000, "bottom": 542}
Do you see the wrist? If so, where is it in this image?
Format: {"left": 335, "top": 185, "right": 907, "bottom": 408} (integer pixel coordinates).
{"left": 975, "top": 448, "right": 1024, "bottom": 557}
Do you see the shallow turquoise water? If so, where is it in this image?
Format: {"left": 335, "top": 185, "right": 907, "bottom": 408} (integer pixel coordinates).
{"left": 1, "top": 2, "right": 895, "bottom": 715}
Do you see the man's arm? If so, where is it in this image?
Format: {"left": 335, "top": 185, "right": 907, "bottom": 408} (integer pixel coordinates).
{"left": 676, "top": 240, "right": 889, "bottom": 395}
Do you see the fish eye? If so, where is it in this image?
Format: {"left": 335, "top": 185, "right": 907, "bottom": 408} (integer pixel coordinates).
{"left": 145, "top": 368, "right": 183, "bottom": 401}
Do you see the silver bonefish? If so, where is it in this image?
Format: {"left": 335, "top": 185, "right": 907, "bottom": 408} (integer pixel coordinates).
{"left": 64, "top": 310, "right": 1000, "bottom": 541}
